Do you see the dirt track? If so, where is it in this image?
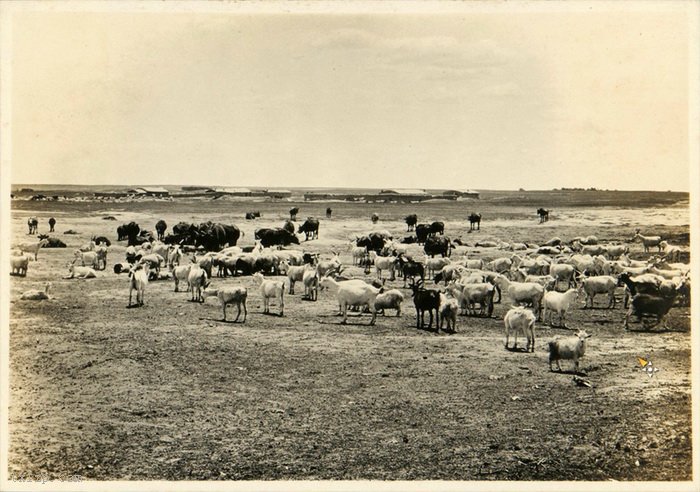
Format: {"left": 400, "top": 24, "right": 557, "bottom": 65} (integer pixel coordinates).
{"left": 8, "top": 197, "right": 691, "bottom": 481}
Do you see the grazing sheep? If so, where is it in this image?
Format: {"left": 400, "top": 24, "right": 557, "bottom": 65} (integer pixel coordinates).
{"left": 10, "top": 255, "right": 29, "bottom": 277}
{"left": 504, "top": 307, "right": 536, "bottom": 352}
{"left": 203, "top": 286, "right": 248, "bottom": 322}
{"left": 128, "top": 265, "right": 149, "bottom": 307}
{"left": 580, "top": 275, "right": 617, "bottom": 308}
{"left": 374, "top": 289, "right": 405, "bottom": 316}
{"left": 253, "top": 272, "right": 285, "bottom": 316}
{"left": 20, "top": 282, "right": 51, "bottom": 300}
{"left": 319, "top": 277, "right": 380, "bottom": 325}
{"left": 542, "top": 288, "right": 579, "bottom": 328}
{"left": 549, "top": 330, "right": 591, "bottom": 373}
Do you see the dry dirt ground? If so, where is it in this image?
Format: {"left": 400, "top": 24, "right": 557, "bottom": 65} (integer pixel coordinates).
{"left": 7, "top": 198, "right": 692, "bottom": 481}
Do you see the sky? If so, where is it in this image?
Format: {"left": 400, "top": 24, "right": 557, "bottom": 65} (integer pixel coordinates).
{"left": 4, "top": 1, "right": 696, "bottom": 191}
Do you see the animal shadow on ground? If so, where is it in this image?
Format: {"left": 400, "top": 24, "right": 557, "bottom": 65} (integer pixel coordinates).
{"left": 504, "top": 346, "right": 531, "bottom": 353}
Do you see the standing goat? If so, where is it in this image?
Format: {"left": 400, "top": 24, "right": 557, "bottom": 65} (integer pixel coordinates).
{"left": 504, "top": 307, "right": 536, "bottom": 352}
{"left": 549, "top": 330, "right": 591, "bottom": 373}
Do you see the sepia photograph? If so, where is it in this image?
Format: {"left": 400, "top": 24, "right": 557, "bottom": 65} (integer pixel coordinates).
{"left": 1, "top": 1, "right": 698, "bottom": 490}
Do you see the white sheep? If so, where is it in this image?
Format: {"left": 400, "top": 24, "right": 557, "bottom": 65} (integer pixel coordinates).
{"left": 447, "top": 282, "right": 495, "bottom": 317}
{"left": 504, "top": 306, "right": 536, "bottom": 352}
{"left": 542, "top": 288, "right": 579, "bottom": 328}
{"left": 548, "top": 263, "right": 577, "bottom": 290}
{"left": 485, "top": 257, "right": 512, "bottom": 275}
{"left": 580, "top": 275, "right": 617, "bottom": 308}
{"left": 203, "top": 286, "right": 248, "bottom": 322}
{"left": 438, "top": 293, "right": 459, "bottom": 331}
{"left": 10, "top": 255, "right": 29, "bottom": 277}
{"left": 374, "top": 255, "right": 397, "bottom": 281}
{"left": 374, "top": 289, "right": 404, "bottom": 316}
{"left": 74, "top": 250, "right": 99, "bottom": 269}
{"left": 20, "top": 282, "right": 51, "bottom": 300}
{"left": 128, "top": 265, "right": 149, "bottom": 307}
{"left": 319, "top": 277, "right": 380, "bottom": 325}
{"left": 603, "top": 244, "right": 629, "bottom": 260}
{"left": 462, "top": 258, "right": 484, "bottom": 270}
{"left": 548, "top": 330, "right": 591, "bottom": 373}
{"left": 253, "top": 272, "right": 285, "bottom": 316}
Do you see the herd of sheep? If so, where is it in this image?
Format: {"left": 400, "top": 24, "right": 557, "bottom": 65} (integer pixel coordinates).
{"left": 10, "top": 210, "right": 691, "bottom": 376}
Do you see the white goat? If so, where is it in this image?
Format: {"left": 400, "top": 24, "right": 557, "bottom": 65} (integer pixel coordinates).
{"left": 128, "top": 265, "right": 149, "bottom": 307}
{"left": 425, "top": 257, "right": 451, "bottom": 279}
{"left": 504, "top": 307, "right": 536, "bottom": 352}
{"left": 549, "top": 330, "right": 591, "bottom": 373}
{"left": 633, "top": 231, "right": 662, "bottom": 253}
{"left": 494, "top": 276, "right": 545, "bottom": 319}
{"left": 548, "top": 263, "right": 576, "bottom": 290}
{"left": 18, "top": 238, "right": 49, "bottom": 261}
{"left": 438, "top": 293, "right": 459, "bottom": 331}
{"left": 302, "top": 268, "right": 319, "bottom": 301}
{"left": 188, "top": 264, "right": 210, "bottom": 302}
{"left": 580, "top": 275, "right": 617, "bottom": 308}
{"left": 375, "top": 255, "right": 397, "bottom": 281}
{"left": 64, "top": 263, "right": 97, "bottom": 279}
{"left": 252, "top": 272, "right": 285, "bottom": 316}
{"left": 374, "top": 289, "right": 404, "bottom": 316}
{"left": 542, "top": 288, "right": 579, "bottom": 327}
{"left": 203, "top": 286, "right": 248, "bottom": 322}
{"left": 319, "top": 277, "right": 380, "bottom": 325}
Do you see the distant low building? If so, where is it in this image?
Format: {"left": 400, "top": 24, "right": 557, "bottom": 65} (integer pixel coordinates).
{"left": 129, "top": 186, "right": 170, "bottom": 197}
{"left": 443, "top": 189, "right": 480, "bottom": 199}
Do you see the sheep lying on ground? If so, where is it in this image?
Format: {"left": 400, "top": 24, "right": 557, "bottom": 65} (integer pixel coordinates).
{"left": 203, "top": 286, "right": 248, "bottom": 322}
{"left": 548, "top": 330, "right": 591, "bottom": 373}
{"left": 20, "top": 283, "right": 51, "bottom": 300}
{"left": 63, "top": 263, "right": 97, "bottom": 279}
{"left": 504, "top": 306, "right": 536, "bottom": 352}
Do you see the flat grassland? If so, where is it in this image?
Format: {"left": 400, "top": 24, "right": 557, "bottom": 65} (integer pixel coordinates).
{"left": 8, "top": 190, "right": 691, "bottom": 481}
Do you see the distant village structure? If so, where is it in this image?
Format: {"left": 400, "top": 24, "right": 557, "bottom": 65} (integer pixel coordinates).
{"left": 303, "top": 189, "right": 480, "bottom": 202}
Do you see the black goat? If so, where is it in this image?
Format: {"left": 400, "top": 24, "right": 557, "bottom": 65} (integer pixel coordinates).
{"left": 411, "top": 281, "right": 441, "bottom": 330}
{"left": 624, "top": 292, "right": 677, "bottom": 330}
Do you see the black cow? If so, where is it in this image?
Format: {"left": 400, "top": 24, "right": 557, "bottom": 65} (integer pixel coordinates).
{"left": 255, "top": 228, "right": 300, "bottom": 248}
{"left": 468, "top": 213, "right": 481, "bottom": 231}
{"left": 48, "top": 217, "right": 56, "bottom": 232}
{"left": 117, "top": 222, "right": 141, "bottom": 245}
{"left": 92, "top": 235, "right": 112, "bottom": 246}
{"left": 356, "top": 233, "right": 389, "bottom": 253}
{"left": 173, "top": 222, "right": 192, "bottom": 236}
{"left": 283, "top": 219, "right": 295, "bottom": 234}
{"left": 424, "top": 236, "right": 451, "bottom": 258}
{"left": 415, "top": 224, "right": 432, "bottom": 244}
{"left": 405, "top": 214, "right": 418, "bottom": 232}
{"left": 290, "top": 207, "right": 299, "bottom": 221}
{"left": 298, "top": 217, "right": 320, "bottom": 241}
{"left": 430, "top": 221, "right": 445, "bottom": 236}
{"left": 537, "top": 208, "right": 550, "bottom": 223}
{"left": 245, "top": 211, "right": 261, "bottom": 220}
{"left": 155, "top": 220, "right": 167, "bottom": 241}
{"left": 326, "top": 207, "right": 332, "bottom": 219}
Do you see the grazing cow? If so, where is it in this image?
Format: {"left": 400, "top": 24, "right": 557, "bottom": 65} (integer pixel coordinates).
{"left": 48, "top": 217, "right": 56, "bottom": 232}
{"left": 255, "top": 228, "right": 300, "bottom": 248}
{"left": 424, "top": 236, "right": 451, "bottom": 258}
{"left": 430, "top": 221, "right": 445, "bottom": 236}
{"left": 405, "top": 214, "right": 418, "bottom": 232}
{"left": 356, "top": 233, "right": 390, "bottom": 254}
{"left": 298, "top": 217, "right": 320, "bottom": 241}
{"left": 415, "top": 224, "right": 432, "bottom": 244}
{"left": 537, "top": 208, "right": 550, "bottom": 223}
{"left": 155, "top": 219, "right": 167, "bottom": 241}
{"left": 289, "top": 207, "right": 299, "bottom": 221}
{"left": 468, "top": 213, "right": 481, "bottom": 231}
{"left": 27, "top": 217, "right": 38, "bottom": 234}
{"left": 326, "top": 207, "right": 332, "bottom": 219}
